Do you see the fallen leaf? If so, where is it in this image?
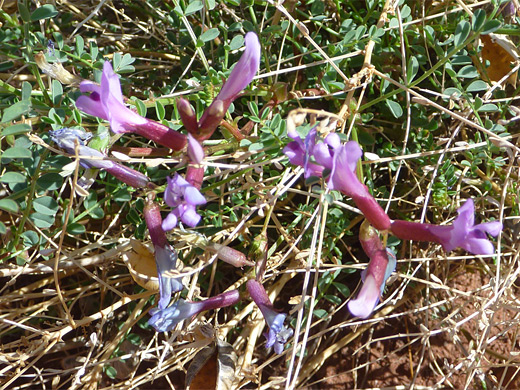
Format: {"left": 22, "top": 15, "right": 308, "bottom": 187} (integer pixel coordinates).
{"left": 477, "top": 34, "right": 519, "bottom": 87}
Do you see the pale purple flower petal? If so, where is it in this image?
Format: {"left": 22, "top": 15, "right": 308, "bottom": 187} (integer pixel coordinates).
{"left": 154, "top": 245, "right": 183, "bottom": 310}
{"left": 217, "top": 32, "right": 261, "bottom": 102}
{"left": 50, "top": 128, "right": 151, "bottom": 188}
{"left": 148, "top": 290, "right": 240, "bottom": 332}
{"left": 162, "top": 174, "right": 206, "bottom": 231}
{"left": 187, "top": 133, "right": 204, "bottom": 164}
{"left": 246, "top": 279, "right": 293, "bottom": 354}
{"left": 283, "top": 126, "right": 324, "bottom": 178}
{"left": 347, "top": 274, "right": 380, "bottom": 319}
{"left": 76, "top": 61, "right": 147, "bottom": 134}
{"left": 391, "top": 199, "right": 502, "bottom": 255}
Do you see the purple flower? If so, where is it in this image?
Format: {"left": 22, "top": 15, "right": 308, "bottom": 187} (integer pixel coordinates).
{"left": 197, "top": 32, "right": 261, "bottom": 140}
{"left": 143, "top": 201, "right": 184, "bottom": 311}
{"left": 391, "top": 199, "right": 502, "bottom": 255}
{"left": 187, "top": 133, "right": 204, "bottom": 164}
{"left": 49, "top": 128, "right": 152, "bottom": 189}
{"left": 246, "top": 279, "right": 293, "bottom": 354}
{"left": 76, "top": 62, "right": 187, "bottom": 151}
{"left": 348, "top": 248, "right": 396, "bottom": 319}
{"left": 283, "top": 127, "right": 324, "bottom": 178}
{"left": 328, "top": 141, "right": 391, "bottom": 231}
{"left": 148, "top": 290, "right": 240, "bottom": 332}
{"left": 162, "top": 174, "right": 206, "bottom": 231}
{"left": 76, "top": 61, "right": 146, "bottom": 134}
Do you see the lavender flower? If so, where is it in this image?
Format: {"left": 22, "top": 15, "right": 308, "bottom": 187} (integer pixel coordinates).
{"left": 328, "top": 141, "right": 391, "bottom": 231}
{"left": 283, "top": 127, "right": 324, "bottom": 178}
{"left": 348, "top": 248, "right": 396, "bottom": 319}
{"left": 197, "top": 32, "right": 261, "bottom": 140}
{"left": 348, "top": 222, "right": 396, "bottom": 319}
{"left": 162, "top": 174, "right": 206, "bottom": 231}
{"left": 187, "top": 133, "right": 204, "bottom": 164}
{"left": 391, "top": 199, "right": 502, "bottom": 255}
{"left": 76, "top": 61, "right": 186, "bottom": 150}
{"left": 50, "top": 128, "right": 152, "bottom": 189}
{"left": 143, "top": 202, "right": 184, "bottom": 310}
{"left": 246, "top": 279, "right": 293, "bottom": 354}
{"left": 148, "top": 290, "right": 240, "bottom": 332}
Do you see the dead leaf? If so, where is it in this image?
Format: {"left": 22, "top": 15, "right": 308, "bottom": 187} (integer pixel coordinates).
{"left": 477, "top": 34, "right": 519, "bottom": 87}
{"left": 121, "top": 240, "right": 159, "bottom": 291}
{"left": 186, "top": 339, "right": 237, "bottom": 390}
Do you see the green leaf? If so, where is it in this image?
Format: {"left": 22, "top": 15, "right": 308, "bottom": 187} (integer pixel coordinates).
{"left": 466, "top": 80, "right": 488, "bottom": 92}
{"left": 105, "top": 365, "right": 117, "bottom": 380}
{"left": 406, "top": 56, "right": 419, "bottom": 83}
{"left": 1, "top": 147, "right": 32, "bottom": 159}
{"left": 30, "top": 212, "right": 55, "bottom": 228}
{"left": 33, "top": 196, "right": 59, "bottom": 215}
{"left": 472, "top": 9, "right": 486, "bottom": 32}
{"left": 51, "top": 80, "right": 63, "bottom": 105}
{"left": 22, "top": 230, "right": 40, "bottom": 247}
{"left": 454, "top": 20, "right": 471, "bottom": 47}
{"left": 324, "top": 295, "right": 342, "bottom": 305}
{"left": 0, "top": 221, "right": 6, "bottom": 235}
{"left": 185, "top": 0, "right": 203, "bottom": 15}
{"left": 478, "top": 103, "right": 499, "bottom": 112}
{"left": 31, "top": 4, "right": 58, "bottom": 21}
{"left": 0, "top": 172, "right": 26, "bottom": 184}
{"left": 457, "top": 65, "right": 479, "bottom": 78}
{"left": 200, "top": 28, "right": 220, "bottom": 42}
{"left": 0, "top": 199, "right": 19, "bottom": 213}
{"left": 333, "top": 282, "right": 350, "bottom": 298}
{"left": 1, "top": 123, "right": 31, "bottom": 136}
{"left": 155, "top": 101, "right": 165, "bottom": 121}
{"left": 313, "top": 309, "right": 328, "bottom": 319}
{"left": 36, "top": 173, "right": 63, "bottom": 191}
{"left": 481, "top": 20, "right": 501, "bottom": 35}
{"left": 1, "top": 100, "right": 32, "bottom": 123}
{"left": 67, "top": 223, "right": 86, "bottom": 235}
{"left": 229, "top": 34, "right": 244, "bottom": 51}
{"left": 21, "top": 81, "right": 32, "bottom": 101}
{"left": 386, "top": 100, "right": 403, "bottom": 118}
{"left": 18, "top": 2, "right": 31, "bottom": 22}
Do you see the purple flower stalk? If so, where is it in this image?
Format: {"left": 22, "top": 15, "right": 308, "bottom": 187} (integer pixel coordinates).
{"left": 162, "top": 173, "right": 206, "bottom": 231}
{"left": 76, "top": 61, "right": 186, "bottom": 151}
{"left": 50, "top": 128, "right": 153, "bottom": 189}
{"left": 328, "top": 141, "right": 391, "bottom": 231}
{"left": 196, "top": 32, "right": 261, "bottom": 140}
{"left": 148, "top": 289, "right": 240, "bottom": 332}
{"left": 391, "top": 199, "right": 502, "bottom": 255}
{"left": 143, "top": 201, "right": 184, "bottom": 310}
{"left": 348, "top": 222, "right": 396, "bottom": 319}
{"left": 246, "top": 279, "right": 293, "bottom": 354}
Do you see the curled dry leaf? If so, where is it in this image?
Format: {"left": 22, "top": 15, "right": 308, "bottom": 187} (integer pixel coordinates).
{"left": 34, "top": 52, "right": 83, "bottom": 85}
{"left": 186, "top": 339, "right": 237, "bottom": 390}
{"left": 121, "top": 239, "right": 159, "bottom": 291}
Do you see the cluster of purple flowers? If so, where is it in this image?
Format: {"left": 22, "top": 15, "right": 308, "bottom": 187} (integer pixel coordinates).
{"left": 284, "top": 126, "right": 502, "bottom": 319}
{"left": 49, "top": 32, "right": 294, "bottom": 354}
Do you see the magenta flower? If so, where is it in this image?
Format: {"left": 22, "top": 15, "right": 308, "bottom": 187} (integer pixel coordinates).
{"left": 148, "top": 290, "right": 240, "bottom": 332}
{"left": 76, "top": 61, "right": 186, "bottom": 151}
{"left": 50, "top": 128, "right": 152, "bottom": 189}
{"left": 391, "top": 199, "right": 502, "bottom": 255}
{"left": 197, "top": 32, "right": 261, "bottom": 140}
{"left": 246, "top": 279, "right": 293, "bottom": 354}
{"left": 143, "top": 202, "right": 184, "bottom": 311}
{"left": 328, "top": 141, "right": 391, "bottom": 231}
{"left": 162, "top": 174, "right": 206, "bottom": 231}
